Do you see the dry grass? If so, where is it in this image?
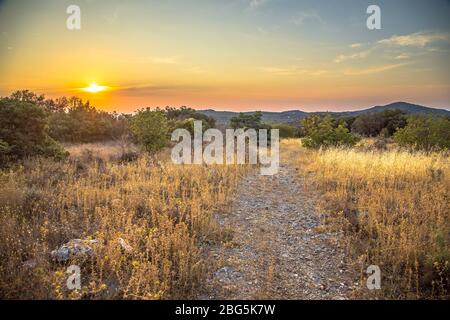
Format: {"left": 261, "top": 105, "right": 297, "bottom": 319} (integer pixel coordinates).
{"left": 299, "top": 144, "right": 449, "bottom": 299}
{"left": 65, "top": 140, "right": 140, "bottom": 162}
{"left": 0, "top": 143, "right": 246, "bottom": 299}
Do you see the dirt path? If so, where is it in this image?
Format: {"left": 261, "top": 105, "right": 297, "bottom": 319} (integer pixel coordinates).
{"left": 201, "top": 143, "right": 353, "bottom": 299}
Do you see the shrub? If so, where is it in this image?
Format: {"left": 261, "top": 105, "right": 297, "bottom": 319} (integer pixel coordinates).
{"left": 6, "top": 91, "right": 130, "bottom": 144}
{"left": 164, "top": 106, "right": 216, "bottom": 131}
{"left": 394, "top": 115, "right": 450, "bottom": 150}
{"left": 270, "top": 123, "right": 298, "bottom": 139}
{"left": 47, "top": 98, "right": 129, "bottom": 143}
{"left": 0, "top": 98, "right": 67, "bottom": 161}
{"left": 130, "top": 108, "right": 169, "bottom": 153}
{"left": 351, "top": 109, "right": 407, "bottom": 137}
{"left": 229, "top": 111, "right": 270, "bottom": 130}
{"left": 301, "top": 115, "right": 359, "bottom": 148}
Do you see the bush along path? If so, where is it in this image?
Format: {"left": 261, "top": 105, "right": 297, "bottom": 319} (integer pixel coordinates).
{"left": 201, "top": 143, "right": 355, "bottom": 299}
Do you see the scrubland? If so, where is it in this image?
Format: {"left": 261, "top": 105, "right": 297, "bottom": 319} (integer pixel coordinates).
{"left": 1, "top": 137, "right": 448, "bottom": 300}
{"left": 0, "top": 143, "right": 246, "bottom": 299}
{"left": 299, "top": 141, "right": 449, "bottom": 299}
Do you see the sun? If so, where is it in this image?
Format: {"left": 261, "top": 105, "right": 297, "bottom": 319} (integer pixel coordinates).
{"left": 82, "top": 83, "right": 109, "bottom": 93}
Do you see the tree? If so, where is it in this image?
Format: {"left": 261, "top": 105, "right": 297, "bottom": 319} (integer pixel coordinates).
{"left": 229, "top": 111, "right": 270, "bottom": 130}
{"left": 394, "top": 115, "right": 449, "bottom": 150}
{"left": 164, "top": 106, "right": 216, "bottom": 134}
{"left": 351, "top": 109, "right": 407, "bottom": 137}
{"left": 301, "top": 114, "right": 359, "bottom": 148}
{"left": 270, "top": 123, "right": 298, "bottom": 138}
{"left": 0, "top": 98, "right": 67, "bottom": 161}
{"left": 130, "top": 108, "right": 169, "bottom": 153}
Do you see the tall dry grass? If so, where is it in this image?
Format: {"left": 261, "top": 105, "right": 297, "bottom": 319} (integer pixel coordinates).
{"left": 300, "top": 146, "right": 449, "bottom": 298}
{"left": 0, "top": 143, "right": 246, "bottom": 299}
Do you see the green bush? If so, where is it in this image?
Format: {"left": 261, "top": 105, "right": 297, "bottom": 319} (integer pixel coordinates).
{"left": 0, "top": 98, "right": 67, "bottom": 162}
{"left": 164, "top": 107, "right": 216, "bottom": 135}
{"left": 229, "top": 111, "right": 271, "bottom": 130}
{"left": 301, "top": 114, "right": 359, "bottom": 148}
{"left": 270, "top": 123, "right": 298, "bottom": 138}
{"left": 351, "top": 109, "right": 407, "bottom": 137}
{"left": 130, "top": 108, "right": 169, "bottom": 153}
{"left": 394, "top": 115, "right": 450, "bottom": 150}
{"left": 47, "top": 97, "right": 129, "bottom": 143}
{"left": 6, "top": 91, "right": 129, "bottom": 143}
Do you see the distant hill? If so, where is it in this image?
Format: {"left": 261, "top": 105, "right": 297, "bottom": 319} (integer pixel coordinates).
{"left": 199, "top": 102, "right": 449, "bottom": 125}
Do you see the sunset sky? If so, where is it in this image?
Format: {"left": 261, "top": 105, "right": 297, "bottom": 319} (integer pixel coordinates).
{"left": 0, "top": 0, "right": 449, "bottom": 112}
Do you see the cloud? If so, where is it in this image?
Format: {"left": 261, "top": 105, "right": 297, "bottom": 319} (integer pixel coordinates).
{"left": 114, "top": 84, "right": 203, "bottom": 97}
{"left": 334, "top": 50, "right": 371, "bottom": 63}
{"left": 395, "top": 53, "right": 409, "bottom": 60}
{"left": 258, "top": 66, "right": 306, "bottom": 76}
{"left": 378, "top": 31, "right": 450, "bottom": 47}
{"left": 293, "top": 11, "right": 324, "bottom": 26}
{"left": 344, "top": 63, "right": 409, "bottom": 76}
{"left": 335, "top": 31, "right": 448, "bottom": 64}
{"left": 258, "top": 66, "right": 328, "bottom": 76}
{"left": 249, "top": 0, "right": 267, "bottom": 9}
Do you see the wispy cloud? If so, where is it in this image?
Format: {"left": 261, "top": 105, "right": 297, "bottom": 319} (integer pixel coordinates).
{"left": 114, "top": 84, "right": 204, "bottom": 97}
{"left": 394, "top": 53, "right": 409, "bottom": 60}
{"left": 258, "top": 66, "right": 328, "bottom": 76}
{"left": 378, "top": 31, "right": 450, "bottom": 47}
{"left": 293, "top": 11, "right": 324, "bottom": 26}
{"left": 336, "top": 31, "right": 449, "bottom": 64}
{"left": 350, "top": 43, "right": 363, "bottom": 48}
{"left": 258, "top": 66, "right": 305, "bottom": 76}
{"left": 344, "top": 63, "right": 409, "bottom": 76}
{"left": 249, "top": 0, "right": 267, "bottom": 9}
{"left": 334, "top": 50, "right": 371, "bottom": 63}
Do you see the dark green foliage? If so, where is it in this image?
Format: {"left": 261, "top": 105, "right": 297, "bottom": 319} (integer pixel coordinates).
{"left": 129, "top": 108, "right": 169, "bottom": 153}
{"left": 301, "top": 114, "right": 359, "bottom": 148}
{"left": 335, "top": 115, "right": 356, "bottom": 130}
{"left": 270, "top": 123, "right": 298, "bottom": 138}
{"left": 5, "top": 91, "right": 130, "bottom": 143}
{"left": 351, "top": 109, "right": 407, "bottom": 137}
{"left": 164, "top": 106, "right": 216, "bottom": 134}
{"left": 394, "top": 115, "right": 450, "bottom": 150}
{"left": 0, "top": 98, "right": 67, "bottom": 162}
{"left": 229, "top": 111, "right": 271, "bottom": 130}
{"left": 47, "top": 97, "right": 129, "bottom": 143}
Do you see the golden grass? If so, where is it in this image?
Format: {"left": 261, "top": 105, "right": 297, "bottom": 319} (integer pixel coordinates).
{"left": 0, "top": 144, "right": 246, "bottom": 299}
{"left": 65, "top": 140, "right": 140, "bottom": 162}
{"left": 299, "top": 145, "right": 449, "bottom": 299}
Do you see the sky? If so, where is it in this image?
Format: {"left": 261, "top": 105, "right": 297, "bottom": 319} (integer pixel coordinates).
{"left": 0, "top": 0, "right": 449, "bottom": 112}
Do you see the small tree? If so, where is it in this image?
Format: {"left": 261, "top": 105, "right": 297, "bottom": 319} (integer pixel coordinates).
{"left": 394, "top": 115, "right": 449, "bottom": 150}
{"left": 229, "top": 111, "right": 270, "bottom": 130}
{"left": 270, "top": 123, "right": 298, "bottom": 138}
{"left": 0, "top": 98, "right": 67, "bottom": 161}
{"left": 301, "top": 114, "right": 359, "bottom": 148}
{"left": 130, "top": 108, "right": 169, "bottom": 153}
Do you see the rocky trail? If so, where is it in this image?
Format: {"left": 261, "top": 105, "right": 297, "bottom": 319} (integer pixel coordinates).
{"left": 201, "top": 144, "right": 354, "bottom": 300}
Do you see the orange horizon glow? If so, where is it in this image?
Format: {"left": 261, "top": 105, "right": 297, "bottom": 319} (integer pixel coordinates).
{"left": 0, "top": 1, "right": 449, "bottom": 112}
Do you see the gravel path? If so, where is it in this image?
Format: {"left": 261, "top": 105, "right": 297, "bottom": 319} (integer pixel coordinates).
{"left": 201, "top": 145, "right": 353, "bottom": 299}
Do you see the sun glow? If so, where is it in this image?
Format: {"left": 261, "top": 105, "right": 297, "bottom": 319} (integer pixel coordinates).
{"left": 82, "top": 83, "right": 109, "bottom": 93}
